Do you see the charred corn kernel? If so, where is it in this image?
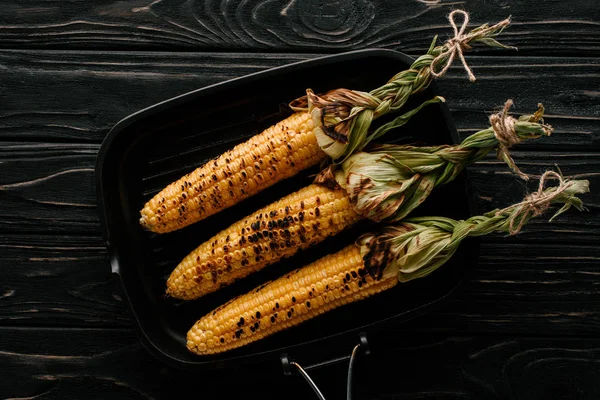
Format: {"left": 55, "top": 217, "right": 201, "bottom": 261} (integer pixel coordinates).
{"left": 140, "top": 112, "right": 322, "bottom": 233}
{"left": 186, "top": 244, "right": 397, "bottom": 355}
{"left": 166, "top": 184, "right": 362, "bottom": 300}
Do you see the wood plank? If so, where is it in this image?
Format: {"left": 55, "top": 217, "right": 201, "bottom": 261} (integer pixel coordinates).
{"left": 361, "top": 334, "right": 600, "bottom": 400}
{"left": 0, "top": 53, "right": 597, "bottom": 331}
{"left": 0, "top": 234, "right": 131, "bottom": 326}
{"left": 2, "top": 140, "right": 598, "bottom": 237}
{"left": 465, "top": 152, "right": 600, "bottom": 245}
{"left": 438, "top": 57, "right": 600, "bottom": 137}
{"left": 0, "top": 52, "right": 596, "bottom": 236}
{"left": 1, "top": 327, "right": 598, "bottom": 399}
{"left": 0, "top": 327, "right": 162, "bottom": 399}
{"left": 2, "top": 231, "right": 599, "bottom": 336}
{"left": 411, "top": 242, "right": 600, "bottom": 335}
{"left": 0, "top": 51, "right": 304, "bottom": 142}
{"left": 0, "top": 51, "right": 596, "bottom": 147}
{"left": 0, "top": 143, "right": 100, "bottom": 234}
{"left": 0, "top": 0, "right": 597, "bottom": 54}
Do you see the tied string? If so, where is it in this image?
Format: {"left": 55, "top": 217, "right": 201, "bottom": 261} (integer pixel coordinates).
{"left": 356, "top": 171, "right": 588, "bottom": 282}
{"left": 506, "top": 171, "right": 574, "bottom": 235}
{"left": 489, "top": 100, "right": 528, "bottom": 180}
{"left": 430, "top": 10, "right": 512, "bottom": 82}
{"left": 291, "top": 10, "right": 514, "bottom": 161}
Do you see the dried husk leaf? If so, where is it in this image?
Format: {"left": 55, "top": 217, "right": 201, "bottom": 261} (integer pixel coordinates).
{"left": 292, "top": 13, "right": 514, "bottom": 161}
{"left": 358, "top": 174, "right": 589, "bottom": 281}
{"left": 309, "top": 92, "right": 443, "bottom": 161}
{"left": 327, "top": 103, "right": 553, "bottom": 222}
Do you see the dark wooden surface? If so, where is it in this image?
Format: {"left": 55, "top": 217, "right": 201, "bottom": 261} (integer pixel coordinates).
{"left": 1, "top": 1, "right": 599, "bottom": 398}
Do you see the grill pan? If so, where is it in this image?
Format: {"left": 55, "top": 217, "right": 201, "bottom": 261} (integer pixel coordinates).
{"left": 95, "top": 49, "right": 479, "bottom": 372}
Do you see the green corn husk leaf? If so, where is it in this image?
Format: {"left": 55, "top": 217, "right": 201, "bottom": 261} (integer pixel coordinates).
{"left": 358, "top": 172, "right": 590, "bottom": 282}
{"left": 291, "top": 12, "right": 514, "bottom": 162}
{"left": 363, "top": 97, "right": 446, "bottom": 147}
{"left": 309, "top": 93, "right": 443, "bottom": 162}
{"left": 328, "top": 102, "right": 553, "bottom": 223}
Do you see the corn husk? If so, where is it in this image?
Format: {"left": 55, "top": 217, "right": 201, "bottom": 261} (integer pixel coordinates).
{"left": 290, "top": 13, "right": 514, "bottom": 162}
{"left": 319, "top": 103, "right": 553, "bottom": 223}
{"left": 359, "top": 171, "right": 589, "bottom": 282}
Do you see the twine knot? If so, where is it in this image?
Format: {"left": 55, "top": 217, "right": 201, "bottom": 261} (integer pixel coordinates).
{"left": 431, "top": 10, "right": 477, "bottom": 81}
{"left": 430, "top": 10, "right": 513, "bottom": 82}
{"left": 507, "top": 171, "right": 573, "bottom": 234}
{"left": 488, "top": 99, "right": 528, "bottom": 180}
{"left": 490, "top": 100, "right": 519, "bottom": 148}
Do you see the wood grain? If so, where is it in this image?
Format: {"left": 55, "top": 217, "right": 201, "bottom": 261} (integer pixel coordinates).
{"left": 0, "top": 52, "right": 596, "bottom": 236}
{"left": 1, "top": 1, "right": 598, "bottom": 398}
{"left": 2, "top": 231, "right": 599, "bottom": 336}
{"left": 361, "top": 334, "right": 600, "bottom": 400}
{"left": 0, "top": 0, "right": 598, "bottom": 54}
{"left": 1, "top": 328, "right": 598, "bottom": 400}
{"left": 0, "top": 142, "right": 100, "bottom": 234}
{"left": 0, "top": 51, "right": 597, "bottom": 334}
{"left": 465, "top": 151, "right": 600, "bottom": 245}
{"left": 411, "top": 242, "right": 600, "bottom": 336}
{"left": 0, "top": 51, "right": 304, "bottom": 142}
{"left": 2, "top": 142, "right": 597, "bottom": 237}
{"left": 0, "top": 328, "right": 161, "bottom": 399}
{"left": 0, "top": 234, "right": 131, "bottom": 326}
{"left": 0, "top": 51, "right": 596, "bottom": 146}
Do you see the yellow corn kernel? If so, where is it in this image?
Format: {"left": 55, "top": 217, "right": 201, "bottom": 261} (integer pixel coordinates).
{"left": 166, "top": 184, "right": 362, "bottom": 300}
{"left": 186, "top": 244, "right": 397, "bottom": 355}
{"left": 140, "top": 112, "right": 323, "bottom": 233}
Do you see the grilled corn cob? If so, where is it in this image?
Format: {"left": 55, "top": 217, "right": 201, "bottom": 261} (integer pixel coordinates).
{"left": 141, "top": 98, "right": 437, "bottom": 235}
{"left": 166, "top": 184, "right": 362, "bottom": 300}
{"left": 187, "top": 244, "right": 397, "bottom": 355}
{"left": 186, "top": 172, "right": 589, "bottom": 355}
{"left": 166, "top": 101, "right": 552, "bottom": 301}
{"left": 140, "top": 112, "right": 321, "bottom": 233}
{"left": 140, "top": 13, "right": 513, "bottom": 233}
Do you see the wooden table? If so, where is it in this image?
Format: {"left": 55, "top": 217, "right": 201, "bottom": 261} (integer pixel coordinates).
{"left": 1, "top": 1, "right": 598, "bottom": 398}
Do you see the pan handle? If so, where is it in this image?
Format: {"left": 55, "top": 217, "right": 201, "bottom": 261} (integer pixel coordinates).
{"left": 280, "top": 332, "right": 370, "bottom": 400}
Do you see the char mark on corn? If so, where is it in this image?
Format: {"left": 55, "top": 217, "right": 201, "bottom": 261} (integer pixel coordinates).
{"left": 166, "top": 184, "right": 362, "bottom": 300}
{"left": 186, "top": 244, "right": 397, "bottom": 355}
{"left": 140, "top": 112, "right": 323, "bottom": 233}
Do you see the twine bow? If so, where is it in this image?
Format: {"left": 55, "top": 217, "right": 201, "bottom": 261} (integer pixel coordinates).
{"left": 326, "top": 99, "right": 554, "bottom": 224}
{"left": 431, "top": 10, "right": 513, "bottom": 82}
{"left": 506, "top": 170, "right": 575, "bottom": 234}
{"left": 357, "top": 171, "right": 589, "bottom": 282}
{"left": 487, "top": 100, "right": 554, "bottom": 181}
{"left": 291, "top": 10, "right": 514, "bottom": 161}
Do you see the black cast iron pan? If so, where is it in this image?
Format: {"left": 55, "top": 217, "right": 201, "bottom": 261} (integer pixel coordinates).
{"left": 95, "top": 49, "right": 479, "bottom": 373}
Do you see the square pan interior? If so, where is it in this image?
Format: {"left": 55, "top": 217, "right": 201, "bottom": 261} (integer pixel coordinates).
{"left": 96, "top": 49, "right": 479, "bottom": 371}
